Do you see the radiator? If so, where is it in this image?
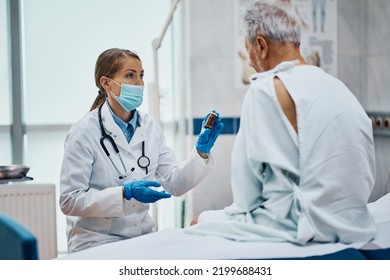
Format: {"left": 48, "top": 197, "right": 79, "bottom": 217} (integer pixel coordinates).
{"left": 0, "top": 183, "right": 57, "bottom": 259}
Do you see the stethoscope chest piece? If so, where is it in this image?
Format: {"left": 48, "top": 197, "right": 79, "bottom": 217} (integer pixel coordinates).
{"left": 137, "top": 140, "right": 150, "bottom": 174}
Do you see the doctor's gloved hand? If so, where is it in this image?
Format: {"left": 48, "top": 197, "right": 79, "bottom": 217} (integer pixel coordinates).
{"left": 123, "top": 180, "right": 171, "bottom": 203}
{"left": 196, "top": 110, "right": 224, "bottom": 154}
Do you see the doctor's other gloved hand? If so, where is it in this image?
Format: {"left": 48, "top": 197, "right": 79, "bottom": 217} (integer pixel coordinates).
{"left": 123, "top": 180, "right": 171, "bottom": 203}
{"left": 196, "top": 110, "right": 224, "bottom": 154}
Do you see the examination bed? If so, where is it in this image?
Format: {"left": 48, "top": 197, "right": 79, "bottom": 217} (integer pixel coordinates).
{"left": 57, "top": 193, "right": 390, "bottom": 260}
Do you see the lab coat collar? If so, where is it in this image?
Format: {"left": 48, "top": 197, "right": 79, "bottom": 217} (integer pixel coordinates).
{"left": 101, "top": 102, "right": 146, "bottom": 149}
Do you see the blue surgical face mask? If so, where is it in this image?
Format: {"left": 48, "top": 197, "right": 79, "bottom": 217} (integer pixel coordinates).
{"left": 109, "top": 79, "right": 144, "bottom": 112}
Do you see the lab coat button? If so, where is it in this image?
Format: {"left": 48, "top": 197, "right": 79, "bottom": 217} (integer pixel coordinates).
{"left": 133, "top": 223, "right": 138, "bottom": 227}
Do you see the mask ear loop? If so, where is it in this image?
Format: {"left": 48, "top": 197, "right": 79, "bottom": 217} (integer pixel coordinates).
{"left": 109, "top": 78, "right": 122, "bottom": 87}
{"left": 106, "top": 78, "right": 131, "bottom": 112}
{"left": 104, "top": 77, "right": 121, "bottom": 99}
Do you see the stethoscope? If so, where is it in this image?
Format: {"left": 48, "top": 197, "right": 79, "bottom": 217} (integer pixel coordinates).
{"left": 98, "top": 104, "right": 150, "bottom": 179}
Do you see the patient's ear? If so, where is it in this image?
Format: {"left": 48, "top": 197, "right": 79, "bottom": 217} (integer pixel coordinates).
{"left": 255, "top": 36, "right": 269, "bottom": 60}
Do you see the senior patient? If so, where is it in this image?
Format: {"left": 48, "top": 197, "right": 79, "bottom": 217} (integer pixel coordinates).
{"left": 186, "top": 0, "right": 376, "bottom": 244}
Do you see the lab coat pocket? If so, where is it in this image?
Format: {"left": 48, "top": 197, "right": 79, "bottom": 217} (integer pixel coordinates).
{"left": 111, "top": 216, "right": 142, "bottom": 237}
{"left": 78, "top": 217, "right": 112, "bottom": 234}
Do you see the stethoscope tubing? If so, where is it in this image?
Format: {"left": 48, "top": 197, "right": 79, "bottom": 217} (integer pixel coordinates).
{"left": 98, "top": 103, "right": 150, "bottom": 178}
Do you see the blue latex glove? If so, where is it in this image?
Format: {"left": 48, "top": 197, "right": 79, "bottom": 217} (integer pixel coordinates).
{"left": 123, "top": 180, "right": 171, "bottom": 203}
{"left": 196, "top": 110, "right": 224, "bottom": 154}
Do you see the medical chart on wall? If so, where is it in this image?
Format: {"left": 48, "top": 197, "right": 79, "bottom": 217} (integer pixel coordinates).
{"left": 234, "top": 0, "right": 338, "bottom": 89}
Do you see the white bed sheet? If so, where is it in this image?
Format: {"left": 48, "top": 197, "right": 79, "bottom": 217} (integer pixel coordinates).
{"left": 58, "top": 193, "right": 390, "bottom": 260}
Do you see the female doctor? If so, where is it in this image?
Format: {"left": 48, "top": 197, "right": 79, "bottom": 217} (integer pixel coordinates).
{"left": 59, "top": 48, "right": 223, "bottom": 253}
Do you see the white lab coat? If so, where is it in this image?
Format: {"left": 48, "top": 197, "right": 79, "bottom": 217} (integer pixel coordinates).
{"left": 186, "top": 63, "right": 376, "bottom": 245}
{"left": 60, "top": 101, "right": 215, "bottom": 253}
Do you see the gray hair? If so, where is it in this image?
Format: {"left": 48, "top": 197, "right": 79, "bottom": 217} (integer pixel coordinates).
{"left": 243, "top": 0, "right": 301, "bottom": 45}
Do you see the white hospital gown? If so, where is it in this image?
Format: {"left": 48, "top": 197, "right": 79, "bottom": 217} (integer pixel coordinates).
{"left": 185, "top": 63, "right": 376, "bottom": 245}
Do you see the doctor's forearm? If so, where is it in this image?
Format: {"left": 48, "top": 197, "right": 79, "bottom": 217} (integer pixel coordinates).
{"left": 160, "top": 150, "right": 215, "bottom": 196}
{"left": 60, "top": 187, "right": 124, "bottom": 217}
